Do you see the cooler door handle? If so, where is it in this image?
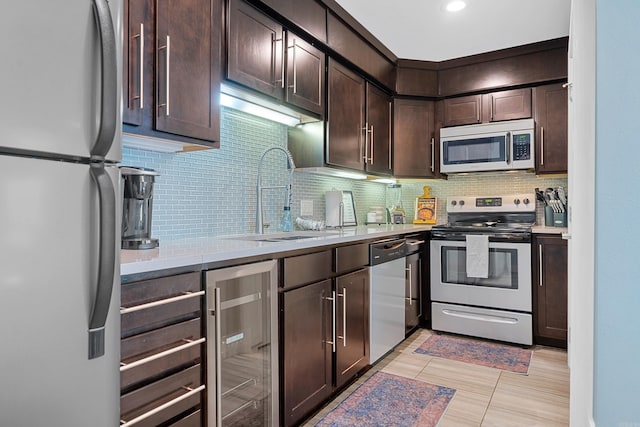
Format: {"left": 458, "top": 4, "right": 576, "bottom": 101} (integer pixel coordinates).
{"left": 88, "top": 165, "right": 116, "bottom": 359}
{"left": 90, "top": 0, "right": 118, "bottom": 159}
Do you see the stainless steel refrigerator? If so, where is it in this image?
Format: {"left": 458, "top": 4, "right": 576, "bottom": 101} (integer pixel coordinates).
{"left": 0, "top": 1, "right": 122, "bottom": 426}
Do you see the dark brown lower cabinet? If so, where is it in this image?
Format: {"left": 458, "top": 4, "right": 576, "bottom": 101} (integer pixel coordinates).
{"left": 120, "top": 272, "right": 205, "bottom": 426}
{"left": 335, "top": 269, "right": 370, "bottom": 388}
{"left": 282, "top": 279, "right": 334, "bottom": 427}
{"left": 533, "top": 234, "right": 568, "bottom": 347}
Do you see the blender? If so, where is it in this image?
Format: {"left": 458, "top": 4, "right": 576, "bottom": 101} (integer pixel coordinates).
{"left": 386, "top": 184, "right": 406, "bottom": 224}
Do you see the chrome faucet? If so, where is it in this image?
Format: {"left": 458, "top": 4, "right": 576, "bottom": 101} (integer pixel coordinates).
{"left": 256, "top": 146, "right": 296, "bottom": 234}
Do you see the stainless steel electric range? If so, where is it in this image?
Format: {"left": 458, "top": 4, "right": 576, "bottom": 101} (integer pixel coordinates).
{"left": 430, "top": 194, "right": 536, "bottom": 345}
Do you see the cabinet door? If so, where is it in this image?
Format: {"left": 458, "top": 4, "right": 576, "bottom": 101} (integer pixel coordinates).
{"left": 282, "top": 280, "right": 333, "bottom": 427}
{"left": 534, "top": 83, "right": 568, "bottom": 174}
{"left": 443, "top": 94, "right": 482, "bottom": 126}
{"left": 261, "top": 0, "right": 327, "bottom": 42}
{"left": 485, "top": 88, "right": 532, "bottom": 122}
{"left": 335, "top": 269, "right": 369, "bottom": 389}
{"left": 286, "top": 32, "right": 325, "bottom": 116}
{"left": 156, "top": 0, "right": 220, "bottom": 141}
{"left": 227, "top": 0, "right": 284, "bottom": 99}
{"left": 365, "top": 83, "right": 392, "bottom": 175}
{"left": 327, "top": 59, "right": 365, "bottom": 171}
{"left": 533, "top": 235, "right": 568, "bottom": 346}
{"left": 123, "top": 0, "right": 152, "bottom": 125}
{"left": 393, "top": 99, "right": 436, "bottom": 178}
{"left": 405, "top": 252, "right": 422, "bottom": 334}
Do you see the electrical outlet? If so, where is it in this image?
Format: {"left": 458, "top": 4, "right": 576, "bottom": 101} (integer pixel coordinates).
{"left": 300, "top": 200, "right": 314, "bottom": 216}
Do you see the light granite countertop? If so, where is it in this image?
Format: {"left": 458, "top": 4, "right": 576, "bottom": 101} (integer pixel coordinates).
{"left": 121, "top": 224, "right": 433, "bottom": 277}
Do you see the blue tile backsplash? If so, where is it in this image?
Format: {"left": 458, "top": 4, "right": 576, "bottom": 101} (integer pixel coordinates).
{"left": 123, "top": 107, "right": 567, "bottom": 241}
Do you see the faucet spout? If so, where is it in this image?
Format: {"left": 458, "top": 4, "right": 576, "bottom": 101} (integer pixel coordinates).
{"left": 256, "top": 147, "right": 296, "bottom": 234}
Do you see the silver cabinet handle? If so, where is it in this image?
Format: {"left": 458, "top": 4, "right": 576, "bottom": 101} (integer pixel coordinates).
{"left": 539, "top": 244, "right": 544, "bottom": 287}
{"left": 272, "top": 32, "right": 285, "bottom": 88}
{"left": 337, "top": 287, "right": 347, "bottom": 347}
{"left": 88, "top": 165, "right": 116, "bottom": 359}
{"left": 369, "top": 125, "right": 374, "bottom": 164}
{"left": 430, "top": 137, "right": 435, "bottom": 173}
{"left": 540, "top": 126, "right": 545, "bottom": 166}
{"left": 120, "top": 337, "right": 205, "bottom": 372}
{"left": 325, "top": 291, "right": 336, "bottom": 352}
{"left": 139, "top": 23, "right": 144, "bottom": 109}
{"left": 214, "top": 287, "right": 223, "bottom": 427}
{"left": 490, "top": 95, "right": 494, "bottom": 121}
{"left": 158, "top": 35, "right": 170, "bottom": 116}
{"left": 362, "top": 123, "right": 369, "bottom": 162}
{"left": 120, "top": 384, "right": 205, "bottom": 427}
{"left": 291, "top": 38, "right": 297, "bottom": 93}
{"left": 120, "top": 291, "right": 205, "bottom": 314}
{"left": 388, "top": 106, "right": 393, "bottom": 171}
{"left": 406, "top": 264, "right": 413, "bottom": 305}
{"left": 90, "top": 0, "right": 118, "bottom": 159}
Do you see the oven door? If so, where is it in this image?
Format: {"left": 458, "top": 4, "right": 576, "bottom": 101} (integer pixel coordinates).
{"left": 430, "top": 238, "right": 532, "bottom": 312}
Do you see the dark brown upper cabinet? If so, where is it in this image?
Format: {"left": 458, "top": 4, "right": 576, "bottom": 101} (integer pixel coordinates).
{"left": 533, "top": 234, "right": 568, "bottom": 348}
{"left": 286, "top": 33, "right": 325, "bottom": 116}
{"left": 327, "top": 59, "right": 391, "bottom": 175}
{"left": 443, "top": 88, "right": 532, "bottom": 127}
{"left": 227, "top": 0, "right": 325, "bottom": 117}
{"left": 534, "top": 83, "right": 568, "bottom": 174}
{"left": 260, "top": 0, "right": 327, "bottom": 42}
{"left": 393, "top": 99, "right": 438, "bottom": 178}
{"left": 123, "top": 0, "right": 221, "bottom": 146}
{"left": 227, "top": 0, "right": 284, "bottom": 99}
{"left": 483, "top": 88, "right": 532, "bottom": 122}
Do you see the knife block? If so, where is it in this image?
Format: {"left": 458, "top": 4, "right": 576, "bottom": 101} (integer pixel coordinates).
{"left": 544, "top": 206, "right": 567, "bottom": 227}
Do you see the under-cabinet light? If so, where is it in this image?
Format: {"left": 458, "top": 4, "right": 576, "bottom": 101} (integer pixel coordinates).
{"left": 445, "top": 1, "right": 466, "bottom": 12}
{"left": 220, "top": 92, "right": 301, "bottom": 127}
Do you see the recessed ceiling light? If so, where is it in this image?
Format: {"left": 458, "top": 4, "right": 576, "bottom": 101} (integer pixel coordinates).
{"left": 445, "top": 1, "right": 466, "bottom": 12}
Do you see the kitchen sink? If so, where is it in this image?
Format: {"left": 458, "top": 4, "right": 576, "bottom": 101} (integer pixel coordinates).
{"left": 225, "top": 231, "right": 341, "bottom": 242}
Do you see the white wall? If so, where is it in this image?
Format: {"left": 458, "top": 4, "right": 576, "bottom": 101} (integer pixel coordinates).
{"left": 592, "top": 1, "right": 640, "bottom": 424}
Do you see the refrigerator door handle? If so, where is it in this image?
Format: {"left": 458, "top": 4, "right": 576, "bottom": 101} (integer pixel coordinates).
{"left": 88, "top": 164, "right": 117, "bottom": 359}
{"left": 90, "top": 0, "right": 118, "bottom": 160}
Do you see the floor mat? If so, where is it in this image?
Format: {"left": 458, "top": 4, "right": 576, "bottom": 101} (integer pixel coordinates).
{"left": 314, "top": 371, "right": 455, "bottom": 427}
{"left": 414, "top": 334, "right": 532, "bottom": 374}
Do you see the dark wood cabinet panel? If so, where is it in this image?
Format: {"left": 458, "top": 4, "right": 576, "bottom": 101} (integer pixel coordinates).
{"left": 327, "top": 12, "right": 395, "bottom": 90}
{"left": 335, "top": 269, "right": 369, "bottom": 389}
{"left": 282, "top": 279, "right": 334, "bottom": 427}
{"left": 283, "top": 249, "right": 332, "bottom": 289}
{"left": 484, "top": 88, "right": 532, "bottom": 122}
{"left": 533, "top": 235, "right": 568, "bottom": 347}
{"left": 396, "top": 60, "right": 439, "bottom": 97}
{"left": 227, "top": 0, "right": 284, "bottom": 99}
{"left": 393, "top": 99, "right": 437, "bottom": 178}
{"left": 405, "top": 252, "right": 422, "bottom": 334}
{"left": 260, "top": 0, "right": 327, "bottom": 42}
{"left": 155, "top": 0, "right": 221, "bottom": 141}
{"left": 123, "top": 0, "right": 152, "bottom": 125}
{"left": 443, "top": 95, "right": 482, "bottom": 127}
{"left": 365, "top": 83, "right": 392, "bottom": 175}
{"left": 334, "top": 243, "right": 369, "bottom": 275}
{"left": 534, "top": 83, "right": 568, "bottom": 174}
{"left": 286, "top": 32, "right": 325, "bottom": 116}
{"left": 327, "top": 59, "right": 366, "bottom": 171}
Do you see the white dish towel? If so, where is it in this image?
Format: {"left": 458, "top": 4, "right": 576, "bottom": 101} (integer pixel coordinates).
{"left": 466, "top": 235, "right": 489, "bottom": 278}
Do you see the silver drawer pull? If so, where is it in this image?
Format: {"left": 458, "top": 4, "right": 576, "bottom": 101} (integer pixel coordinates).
{"left": 120, "top": 384, "right": 205, "bottom": 427}
{"left": 120, "top": 337, "right": 206, "bottom": 372}
{"left": 407, "top": 240, "right": 425, "bottom": 246}
{"left": 120, "top": 290, "right": 205, "bottom": 314}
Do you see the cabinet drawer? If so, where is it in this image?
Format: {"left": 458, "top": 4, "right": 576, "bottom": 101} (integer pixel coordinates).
{"left": 121, "top": 364, "right": 203, "bottom": 427}
{"left": 334, "top": 243, "right": 369, "bottom": 274}
{"left": 283, "top": 250, "right": 332, "bottom": 289}
{"left": 121, "top": 272, "right": 203, "bottom": 337}
{"left": 121, "top": 318, "right": 203, "bottom": 390}
{"left": 169, "top": 410, "right": 202, "bottom": 427}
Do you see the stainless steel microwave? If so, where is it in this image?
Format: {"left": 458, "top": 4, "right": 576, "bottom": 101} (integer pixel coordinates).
{"left": 440, "top": 119, "right": 535, "bottom": 173}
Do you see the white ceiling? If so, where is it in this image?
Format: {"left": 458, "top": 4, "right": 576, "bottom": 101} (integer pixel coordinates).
{"left": 334, "top": 0, "right": 572, "bottom": 61}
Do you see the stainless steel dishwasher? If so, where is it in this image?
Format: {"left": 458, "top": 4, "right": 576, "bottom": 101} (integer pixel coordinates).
{"left": 369, "top": 238, "right": 408, "bottom": 363}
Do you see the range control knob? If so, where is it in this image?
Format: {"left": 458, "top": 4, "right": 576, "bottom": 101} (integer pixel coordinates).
{"left": 451, "top": 200, "right": 457, "bottom": 206}
{"left": 523, "top": 198, "right": 530, "bottom": 205}
{"left": 459, "top": 200, "right": 465, "bottom": 206}
{"left": 514, "top": 199, "right": 521, "bottom": 205}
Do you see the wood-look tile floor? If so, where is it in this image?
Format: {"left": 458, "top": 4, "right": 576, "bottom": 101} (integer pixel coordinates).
{"left": 304, "top": 329, "right": 570, "bottom": 426}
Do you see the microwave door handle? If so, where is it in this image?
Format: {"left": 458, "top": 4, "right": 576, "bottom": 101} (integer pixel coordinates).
{"left": 505, "top": 132, "right": 511, "bottom": 164}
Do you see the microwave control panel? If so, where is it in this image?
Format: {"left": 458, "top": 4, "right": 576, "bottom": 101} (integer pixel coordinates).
{"left": 512, "top": 133, "right": 531, "bottom": 160}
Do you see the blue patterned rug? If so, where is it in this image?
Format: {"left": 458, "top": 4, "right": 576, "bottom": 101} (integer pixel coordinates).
{"left": 415, "top": 334, "right": 532, "bottom": 374}
{"left": 315, "top": 372, "right": 456, "bottom": 427}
